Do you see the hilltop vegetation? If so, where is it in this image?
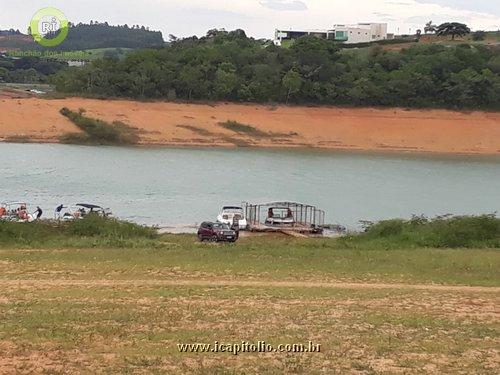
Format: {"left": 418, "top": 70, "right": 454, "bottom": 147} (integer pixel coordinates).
{"left": 0, "top": 55, "right": 67, "bottom": 83}
{"left": 48, "top": 22, "right": 164, "bottom": 51}
{"left": 0, "top": 22, "right": 163, "bottom": 83}
{"left": 52, "top": 29, "right": 500, "bottom": 109}
{"left": 0, "top": 22, "right": 164, "bottom": 51}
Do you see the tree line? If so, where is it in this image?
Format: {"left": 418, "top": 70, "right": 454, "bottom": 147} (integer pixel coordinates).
{"left": 30, "top": 22, "right": 164, "bottom": 51}
{"left": 0, "top": 56, "right": 67, "bottom": 83}
{"left": 0, "top": 29, "right": 22, "bottom": 36}
{"left": 50, "top": 28, "right": 500, "bottom": 109}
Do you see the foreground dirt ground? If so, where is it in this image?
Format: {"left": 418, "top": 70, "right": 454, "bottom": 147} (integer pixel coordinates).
{"left": 1, "top": 277, "right": 498, "bottom": 374}
{"left": 1, "top": 97, "right": 500, "bottom": 154}
{"left": 0, "top": 244, "right": 499, "bottom": 374}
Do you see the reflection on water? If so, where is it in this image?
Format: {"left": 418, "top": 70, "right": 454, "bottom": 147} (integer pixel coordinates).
{"left": 1, "top": 143, "right": 499, "bottom": 229}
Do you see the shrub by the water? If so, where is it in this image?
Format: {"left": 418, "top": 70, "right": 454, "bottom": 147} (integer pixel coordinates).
{"left": 68, "top": 214, "right": 156, "bottom": 238}
{"left": 0, "top": 215, "right": 158, "bottom": 248}
{"left": 59, "top": 107, "right": 140, "bottom": 145}
{"left": 219, "top": 120, "right": 270, "bottom": 137}
{"left": 346, "top": 215, "right": 500, "bottom": 248}
{"left": 1, "top": 214, "right": 498, "bottom": 249}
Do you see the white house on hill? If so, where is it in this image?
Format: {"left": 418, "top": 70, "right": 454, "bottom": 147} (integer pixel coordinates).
{"left": 275, "top": 23, "right": 389, "bottom": 45}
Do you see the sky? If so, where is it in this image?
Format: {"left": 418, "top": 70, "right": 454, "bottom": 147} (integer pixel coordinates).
{"left": 1, "top": 0, "right": 499, "bottom": 39}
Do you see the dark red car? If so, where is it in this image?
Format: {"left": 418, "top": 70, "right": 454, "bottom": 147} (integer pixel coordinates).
{"left": 198, "top": 222, "right": 237, "bottom": 242}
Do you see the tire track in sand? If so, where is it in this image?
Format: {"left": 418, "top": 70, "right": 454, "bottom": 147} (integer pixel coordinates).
{"left": 1, "top": 279, "right": 499, "bottom": 293}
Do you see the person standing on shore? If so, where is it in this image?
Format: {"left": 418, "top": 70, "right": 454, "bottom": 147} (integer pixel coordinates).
{"left": 231, "top": 216, "right": 240, "bottom": 240}
{"left": 55, "top": 204, "right": 65, "bottom": 219}
{"left": 34, "top": 206, "right": 43, "bottom": 220}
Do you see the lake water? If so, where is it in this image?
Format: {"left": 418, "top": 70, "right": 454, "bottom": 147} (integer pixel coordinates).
{"left": 1, "top": 143, "right": 499, "bottom": 230}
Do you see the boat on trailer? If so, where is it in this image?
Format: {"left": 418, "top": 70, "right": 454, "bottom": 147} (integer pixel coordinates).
{"left": 217, "top": 206, "right": 248, "bottom": 229}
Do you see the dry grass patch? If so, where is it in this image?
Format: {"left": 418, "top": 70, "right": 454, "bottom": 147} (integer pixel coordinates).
{"left": 0, "top": 282, "right": 498, "bottom": 374}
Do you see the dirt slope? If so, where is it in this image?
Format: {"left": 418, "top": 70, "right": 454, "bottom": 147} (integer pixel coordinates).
{"left": 1, "top": 97, "right": 499, "bottom": 154}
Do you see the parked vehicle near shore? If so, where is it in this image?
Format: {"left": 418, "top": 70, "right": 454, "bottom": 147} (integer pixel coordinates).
{"left": 198, "top": 222, "right": 237, "bottom": 242}
{"left": 217, "top": 206, "right": 248, "bottom": 229}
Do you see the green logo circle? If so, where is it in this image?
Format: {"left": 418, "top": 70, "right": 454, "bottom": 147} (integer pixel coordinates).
{"left": 30, "top": 7, "right": 69, "bottom": 47}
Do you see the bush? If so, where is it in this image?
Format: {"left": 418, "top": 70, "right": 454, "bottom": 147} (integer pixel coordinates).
{"left": 366, "top": 219, "right": 404, "bottom": 237}
{"left": 59, "top": 107, "right": 140, "bottom": 145}
{"left": 0, "top": 215, "right": 158, "bottom": 248}
{"left": 425, "top": 215, "right": 499, "bottom": 248}
{"left": 0, "top": 220, "right": 61, "bottom": 245}
{"left": 349, "top": 215, "right": 500, "bottom": 249}
{"left": 68, "top": 214, "right": 157, "bottom": 239}
{"left": 340, "top": 38, "right": 417, "bottom": 49}
{"left": 472, "top": 31, "right": 486, "bottom": 41}
{"left": 219, "top": 120, "right": 270, "bottom": 137}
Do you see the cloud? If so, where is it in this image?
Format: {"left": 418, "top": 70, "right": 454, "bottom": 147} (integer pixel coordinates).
{"left": 414, "top": 1, "right": 500, "bottom": 16}
{"left": 259, "top": 0, "right": 308, "bottom": 11}
{"left": 373, "top": 12, "right": 397, "bottom": 21}
{"left": 2, "top": 0, "right": 500, "bottom": 40}
{"left": 405, "top": 13, "right": 471, "bottom": 25}
{"left": 384, "top": 1, "right": 413, "bottom": 5}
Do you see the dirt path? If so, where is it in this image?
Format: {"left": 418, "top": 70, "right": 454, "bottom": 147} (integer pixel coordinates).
{"left": 1, "top": 97, "right": 500, "bottom": 154}
{"left": 2, "top": 278, "right": 499, "bottom": 293}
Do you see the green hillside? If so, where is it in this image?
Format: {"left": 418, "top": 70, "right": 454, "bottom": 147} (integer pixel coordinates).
{"left": 0, "top": 23, "right": 163, "bottom": 51}
{"left": 52, "top": 28, "right": 500, "bottom": 110}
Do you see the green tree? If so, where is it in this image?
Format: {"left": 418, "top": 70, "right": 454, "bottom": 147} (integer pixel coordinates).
{"left": 0, "top": 67, "right": 8, "bottom": 81}
{"left": 213, "top": 62, "right": 238, "bottom": 99}
{"left": 282, "top": 69, "right": 302, "bottom": 104}
{"left": 178, "top": 65, "right": 205, "bottom": 99}
{"left": 472, "top": 31, "right": 486, "bottom": 41}
{"left": 424, "top": 21, "right": 437, "bottom": 34}
{"left": 436, "top": 22, "right": 471, "bottom": 40}
{"left": 487, "top": 55, "right": 500, "bottom": 74}
{"left": 443, "top": 68, "right": 485, "bottom": 107}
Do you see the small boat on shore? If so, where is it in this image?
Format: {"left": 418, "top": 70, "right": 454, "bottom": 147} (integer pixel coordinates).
{"left": 265, "top": 206, "right": 295, "bottom": 227}
{"left": 0, "top": 202, "right": 35, "bottom": 222}
{"left": 76, "top": 203, "right": 112, "bottom": 218}
{"left": 217, "top": 206, "right": 248, "bottom": 229}
{"left": 57, "top": 203, "right": 112, "bottom": 221}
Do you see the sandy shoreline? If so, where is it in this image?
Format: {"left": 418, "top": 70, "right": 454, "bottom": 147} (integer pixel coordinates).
{"left": 1, "top": 97, "right": 499, "bottom": 155}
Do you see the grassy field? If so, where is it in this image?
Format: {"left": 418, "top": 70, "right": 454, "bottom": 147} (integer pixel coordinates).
{"left": 77, "top": 48, "right": 133, "bottom": 61}
{"left": 0, "top": 217, "right": 499, "bottom": 373}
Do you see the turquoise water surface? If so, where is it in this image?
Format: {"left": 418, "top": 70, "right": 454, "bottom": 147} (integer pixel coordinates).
{"left": 1, "top": 143, "right": 499, "bottom": 229}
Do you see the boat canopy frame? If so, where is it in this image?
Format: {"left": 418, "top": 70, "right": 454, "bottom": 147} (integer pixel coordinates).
{"left": 76, "top": 203, "right": 104, "bottom": 210}
{"left": 244, "top": 202, "right": 325, "bottom": 228}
